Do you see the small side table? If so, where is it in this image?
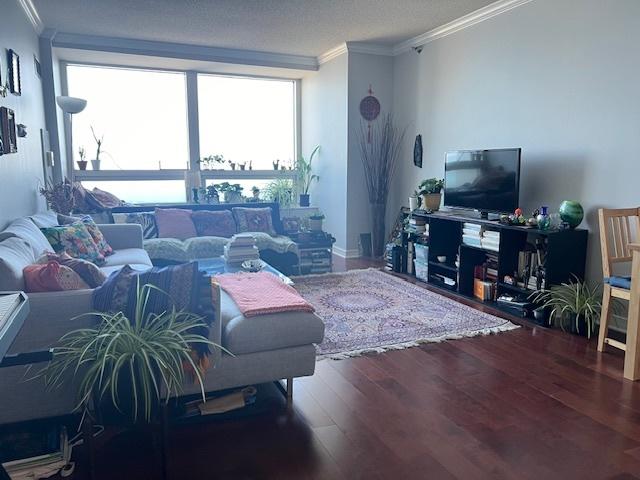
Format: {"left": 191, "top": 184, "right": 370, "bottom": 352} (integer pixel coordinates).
{"left": 290, "top": 232, "right": 336, "bottom": 275}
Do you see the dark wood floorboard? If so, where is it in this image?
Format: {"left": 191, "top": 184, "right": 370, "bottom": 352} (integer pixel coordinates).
{"left": 73, "top": 256, "right": 640, "bottom": 479}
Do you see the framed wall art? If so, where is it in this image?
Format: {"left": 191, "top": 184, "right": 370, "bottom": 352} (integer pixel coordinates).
{"left": 8, "top": 49, "right": 21, "bottom": 96}
{"left": 0, "top": 107, "right": 18, "bottom": 154}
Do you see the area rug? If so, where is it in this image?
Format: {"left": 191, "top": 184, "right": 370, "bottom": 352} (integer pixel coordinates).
{"left": 293, "top": 268, "right": 519, "bottom": 359}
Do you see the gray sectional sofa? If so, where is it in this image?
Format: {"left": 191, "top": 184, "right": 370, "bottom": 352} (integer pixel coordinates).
{"left": 0, "top": 210, "right": 324, "bottom": 425}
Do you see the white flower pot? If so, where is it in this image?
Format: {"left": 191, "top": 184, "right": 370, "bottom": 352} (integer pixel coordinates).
{"left": 91, "top": 159, "right": 101, "bottom": 171}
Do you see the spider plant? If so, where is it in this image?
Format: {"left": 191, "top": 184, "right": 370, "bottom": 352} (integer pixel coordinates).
{"left": 529, "top": 278, "right": 602, "bottom": 338}
{"left": 41, "top": 283, "right": 220, "bottom": 423}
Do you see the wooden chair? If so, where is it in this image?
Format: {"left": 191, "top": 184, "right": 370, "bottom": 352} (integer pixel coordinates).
{"left": 597, "top": 208, "right": 640, "bottom": 358}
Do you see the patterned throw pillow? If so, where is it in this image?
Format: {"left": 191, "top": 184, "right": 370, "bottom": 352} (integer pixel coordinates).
{"left": 39, "top": 252, "right": 107, "bottom": 288}
{"left": 232, "top": 207, "right": 276, "bottom": 236}
{"left": 191, "top": 210, "right": 237, "bottom": 238}
{"left": 112, "top": 212, "right": 158, "bottom": 240}
{"left": 57, "top": 214, "right": 114, "bottom": 256}
{"left": 24, "top": 262, "right": 89, "bottom": 292}
{"left": 154, "top": 208, "right": 197, "bottom": 240}
{"left": 40, "top": 222, "right": 106, "bottom": 265}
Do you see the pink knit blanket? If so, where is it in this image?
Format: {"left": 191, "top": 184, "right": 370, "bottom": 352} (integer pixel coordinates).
{"left": 216, "top": 271, "right": 315, "bottom": 317}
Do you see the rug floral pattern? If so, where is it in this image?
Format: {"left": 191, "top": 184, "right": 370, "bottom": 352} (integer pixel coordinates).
{"left": 293, "top": 269, "right": 518, "bottom": 359}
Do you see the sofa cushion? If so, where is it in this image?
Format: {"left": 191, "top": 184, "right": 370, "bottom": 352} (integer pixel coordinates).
{"left": 0, "top": 237, "right": 36, "bottom": 291}
{"left": 250, "top": 232, "right": 299, "bottom": 255}
{"left": 155, "top": 208, "right": 197, "bottom": 240}
{"left": 232, "top": 207, "right": 276, "bottom": 236}
{"left": 40, "top": 222, "right": 105, "bottom": 265}
{"left": 102, "top": 248, "right": 152, "bottom": 268}
{"left": 220, "top": 290, "right": 324, "bottom": 355}
{"left": 191, "top": 210, "right": 237, "bottom": 238}
{"left": 113, "top": 212, "right": 158, "bottom": 240}
{"left": 1, "top": 218, "right": 54, "bottom": 257}
{"left": 143, "top": 238, "right": 189, "bottom": 263}
{"left": 29, "top": 211, "right": 59, "bottom": 228}
{"left": 77, "top": 215, "right": 114, "bottom": 257}
{"left": 184, "top": 236, "right": 228, "bottom": 260}
{"left": 39, "top": 252, "right": 107, "bottom": 288}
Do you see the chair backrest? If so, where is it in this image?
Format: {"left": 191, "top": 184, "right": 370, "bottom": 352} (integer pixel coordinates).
{"left": 598, "top": 207, "right": 640, "bottom": 277}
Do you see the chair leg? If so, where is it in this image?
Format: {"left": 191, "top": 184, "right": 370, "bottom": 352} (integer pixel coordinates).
{"left": 598, "top": 285, "right": 613, "bottom": 352}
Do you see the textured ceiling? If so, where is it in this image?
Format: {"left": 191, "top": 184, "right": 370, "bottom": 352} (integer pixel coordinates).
{"left": 33, "top": 0, "right": 496, "bottom": 57}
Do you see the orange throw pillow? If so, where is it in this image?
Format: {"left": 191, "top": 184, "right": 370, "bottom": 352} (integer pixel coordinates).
{"left": 24, "top": 261, "right": 90, "bottom": 292}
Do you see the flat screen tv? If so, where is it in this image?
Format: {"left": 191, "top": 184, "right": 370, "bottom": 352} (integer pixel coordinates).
{"left": 444, "top": 148, "right": 521, "bottom": 217}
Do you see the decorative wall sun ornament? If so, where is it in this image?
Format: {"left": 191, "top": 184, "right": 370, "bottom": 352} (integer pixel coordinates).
{"left": 359, "top": 85, "right": 380, "bottom": 143}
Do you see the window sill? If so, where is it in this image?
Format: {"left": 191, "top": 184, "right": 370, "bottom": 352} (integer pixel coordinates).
{"left": 73, "top": 169, "right": 297, "bottom": 181}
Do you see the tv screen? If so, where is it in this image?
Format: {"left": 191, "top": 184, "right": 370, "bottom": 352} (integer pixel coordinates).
{"left": 444, "top": 148, "right": 521, "bottom": 214}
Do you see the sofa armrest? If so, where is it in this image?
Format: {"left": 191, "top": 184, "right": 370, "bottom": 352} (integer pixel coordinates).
{"left": 98, "top": 223, "right": 144, "bottom": 250}
{"left": 8, "top": 289, "right": 97, "bottom": 354}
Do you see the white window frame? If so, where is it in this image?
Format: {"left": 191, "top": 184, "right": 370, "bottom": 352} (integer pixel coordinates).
{"left": 62, "top": 62, "right": 301, "bottom": 189}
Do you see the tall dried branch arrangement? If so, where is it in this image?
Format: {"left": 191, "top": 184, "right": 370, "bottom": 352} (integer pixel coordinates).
{"left": 357, "top": 114, "right": 406, "bottom": 206}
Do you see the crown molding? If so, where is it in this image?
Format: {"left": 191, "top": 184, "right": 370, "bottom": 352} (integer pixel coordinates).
{"left": 393, "top": 0, "right": 534, "bottom": 55}
{"left": 317, "top": 43, "right": 348, "bottom": 65}
{"left": 16, "top": 0, "right": 43, "bottom": 33}
{"left": 51, "top": 32, "right": 319, "bottom": 71}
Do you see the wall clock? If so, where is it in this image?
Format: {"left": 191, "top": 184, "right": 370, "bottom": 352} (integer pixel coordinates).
{"left": 8, "top": 49, "right": 21, "bottom": 96}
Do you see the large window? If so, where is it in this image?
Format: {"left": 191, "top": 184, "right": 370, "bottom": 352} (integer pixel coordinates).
{"left": 198, "top": 75, "right": 295, "bottom": 170}
{"left": 67, "top": 65, "right": 189, "bottom": 170}
{"left": 65, "top": 64, "right": 297, "bottom": 204}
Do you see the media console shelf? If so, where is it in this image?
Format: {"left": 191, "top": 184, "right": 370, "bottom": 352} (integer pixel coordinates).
{"left": 399, "top": 209, "right": 588, "bottom": 320}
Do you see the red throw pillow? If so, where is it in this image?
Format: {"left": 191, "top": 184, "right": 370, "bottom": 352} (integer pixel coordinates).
{"left": 191, "top": 210, "right": 237, "bottom": 238}
{"left": 155, "top": 208, "right": 197, "bottom": 240}
{"left": 24, "top": 261, "right": 89, "bottom": 292}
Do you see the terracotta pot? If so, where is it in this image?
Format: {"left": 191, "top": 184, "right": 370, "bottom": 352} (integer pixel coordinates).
{"left": 421, "top": 193, "right": 441, "bottom": 212}
{"left": 76, "top": 160, "right": 88, "bottom": 170}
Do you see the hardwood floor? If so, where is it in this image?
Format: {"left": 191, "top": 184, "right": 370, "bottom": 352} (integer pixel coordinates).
{"left": 84, "top": 257, "right": 640, "bottom": 480}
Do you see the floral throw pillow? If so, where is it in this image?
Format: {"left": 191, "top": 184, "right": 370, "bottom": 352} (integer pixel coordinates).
{"left": 40, "top": 222, "right": 106, "bottom": 265}
{"left": 191, "top": 210, "right": 237, "bottom": 238}
{"left": 232, "top": 207, "right": 276, "bottom": 236}
{"left": 78, "top": 215, "right": 113, "bottom": 257}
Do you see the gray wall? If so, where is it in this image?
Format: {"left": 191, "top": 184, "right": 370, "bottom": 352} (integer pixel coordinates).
{"left": 301, "top": 54, "right": 349, "bottom": 251}
{"left": 346, "top": 52, "right": 394, "bottom": 254}
{"left": 390, "top": 0, "right": 640, "bottom": 282}
{"left": 0, "top": 0, "right": 47, "bottom": 227}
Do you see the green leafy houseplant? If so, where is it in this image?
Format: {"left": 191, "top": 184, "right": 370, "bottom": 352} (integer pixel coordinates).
{"left": 199, "top": 154, "right": 225, "bottom": 170}
{"left": 213, "top": 182, "right": 244, "bottom": 203}
{"left": 296, "top": 145, "right": 320, "bottom": 206}
{"left": 41, "top": 283, "right": 219, "bottom": 423}
{"left": 418, "top": 178, "right": 444, "bottom": 212}
{"left": 264, "top": 179, "right": 294, "bottom": 207}
{"left": 529, "top": 278, "right": 602, "bottom": 338}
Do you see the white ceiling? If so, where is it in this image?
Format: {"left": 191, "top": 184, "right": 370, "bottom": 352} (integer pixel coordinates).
{"left": 33, "top": 0, "right": 496, "bottom": 57}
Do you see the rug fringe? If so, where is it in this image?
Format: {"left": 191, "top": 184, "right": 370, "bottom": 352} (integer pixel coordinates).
{"left": 317, "top": 322, "right": 519, "bottom": 361}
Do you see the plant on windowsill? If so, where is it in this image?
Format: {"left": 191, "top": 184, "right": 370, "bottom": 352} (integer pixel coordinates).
{"left": 264, "top": 178, "right": 294, "bottom": 207}
{"left": 309, "top": 212, "right": 325, "bottom": 232}
{"left": 228, "top": 159, "right": 236, "bottom": 170}
{"left": 76, "top": 146, "right": 88, "bottom": 171}
{"left": 213, "top": 182, "right": 244, "bottom": 203}
{"left": 272, "top": 159, "right": 280, "bottom": 170}
{"left": 199, "top": 154, "right": 225, "bottom": 170}
{"left": 295, "top": 145, "right": 320, "bottom": 207}
{"left": 90, "top": 126, "right": 104, "bottom": 171}
{"left": 245, "top": 186, "right": 261, "bottom": 203}
{"left": 529, "top": 277, "right": 603, "bottom": 338}
{"left": 39, "top": 283, "right": 221, "bottom": 424}
{"left": 418, "top": 178, "right": 444, "bottom": 212}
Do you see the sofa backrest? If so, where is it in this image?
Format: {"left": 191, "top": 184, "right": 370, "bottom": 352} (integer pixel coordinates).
{"left": 110, "top": 202, "right": 285, "bottom": 235}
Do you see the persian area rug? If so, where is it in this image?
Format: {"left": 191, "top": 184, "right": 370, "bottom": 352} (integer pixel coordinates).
{"left": 293, "top": 268, "right": 519, "bottom": 360}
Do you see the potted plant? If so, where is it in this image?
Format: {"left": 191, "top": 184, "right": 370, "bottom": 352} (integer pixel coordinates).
{"left": 309, "top": 213, "right": 325, "bottom": 232}
{"left": 409, "top": 190, "right": 421, "bottom": 211}
{"left": 250, "top": 186, "right": 260, "bottom": 201}
{"left": 40, "top": 283, "right": 220, "bottom": 424}
{"left": 238, "top": 161, "right": 247, "bottom": 171}
{"left": 228, "top": 159, "right": 236, "bottom": 170}
{"left": 272, "top": 159, "right": 280, "bottom": 170}
{"left": 39, "top": 179, "right": 76, "bottom": 215}
{"left": 214, "top": 182, "right": 244, "bottom": 203}
{"left": 205, "top": 185, "right": 219, "bottom": 204}
{"left": 90, "top": 126, "right": 104, "bottom": 171}
{"left": 199, "top": 154, "right": 225, "bottom": 170}
{"left": 529, "top": 278, "right": 603, "bottom": 338}
{"left": 296, "top": 145, "right": 320, "bottom": 207}
{"left": 418, "top": 178, "right": 444, "bottom": 212}
{"left": 264, "top": 179, "right": 294, "bottom": 207}
{"left": 77, "top": 146, "right": 87, "bottom": 170}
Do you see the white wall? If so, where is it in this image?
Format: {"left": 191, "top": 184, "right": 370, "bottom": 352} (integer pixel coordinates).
{"left": 390, "top": 0, "right": 640, "bottom": 281}
{"left": 346, "top": 52, "right": 394, "bottom": 254}
{"left": 301, "top": 54, "right": 349, "bottom": 251}
{"left": 0, "top": 0, "right": 47, "bottom": 227}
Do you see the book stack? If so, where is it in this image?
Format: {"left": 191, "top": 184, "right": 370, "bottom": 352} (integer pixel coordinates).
{"left": 481, "top": 230, "right": 500, "bottom": 252}
{"left": 485, "top": 252, "right": 499, "bottom": 282}
{"left": 224, "top": 234, "right": 259, "bottom": 265}
{"left": 462, "top": 223, "right": 482, "bottom": 247}
{"left": 406, "top": 216, "right": 429, "bottom": 238}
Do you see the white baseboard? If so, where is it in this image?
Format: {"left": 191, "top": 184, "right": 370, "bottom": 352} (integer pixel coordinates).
{"left": 333, "top": 246, "right": 360, "bottom": 259}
